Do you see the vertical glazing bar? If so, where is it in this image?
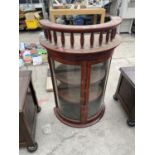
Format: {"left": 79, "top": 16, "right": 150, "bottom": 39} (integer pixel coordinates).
{"left": 80, "top": 63, "right": 86, "bottom": 123}
{"left": 80, "top": 62, "right": 91, "bottom": 123}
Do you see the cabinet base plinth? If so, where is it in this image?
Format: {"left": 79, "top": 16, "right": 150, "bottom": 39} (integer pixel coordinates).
{"left": 54, "top": 105, "right": 105, "bottom": 128}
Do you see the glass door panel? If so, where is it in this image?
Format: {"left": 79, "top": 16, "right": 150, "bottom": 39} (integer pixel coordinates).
{"left": 52, "top": 60, "right": 81, "bottom": 120}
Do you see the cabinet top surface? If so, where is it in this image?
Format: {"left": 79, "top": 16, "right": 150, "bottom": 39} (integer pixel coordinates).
{"left": 19, "top": 70, "right": 32, "bottom": 111}
{"left": 120, "top": 66, "right": 135, "bottom": 86}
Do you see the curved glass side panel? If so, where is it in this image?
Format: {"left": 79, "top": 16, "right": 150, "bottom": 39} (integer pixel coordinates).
{"left": 52, "top": 61, "right": 81, "bottom": 120}
{"left": 88, "top": 60, "right": 111, "bottom": 118}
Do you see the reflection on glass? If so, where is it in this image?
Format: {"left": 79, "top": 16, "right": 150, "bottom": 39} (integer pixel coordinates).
{"left": 88, "top": 60, "right": 110, "bottom": 118}
{"left": 53, "top": 61, "right": 81, "bottom": 120}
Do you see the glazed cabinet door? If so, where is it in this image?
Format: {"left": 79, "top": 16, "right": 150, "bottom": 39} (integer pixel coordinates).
{"left": 51, "top": 60, "right": 82, "bottom": 121}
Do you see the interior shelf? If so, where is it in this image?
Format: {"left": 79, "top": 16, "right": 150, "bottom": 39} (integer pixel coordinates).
{"left": 55, "top": 64, "right": 106, "bottom": 86}
{"left": 58, "top": 85, "right": 102, "bottom": 104}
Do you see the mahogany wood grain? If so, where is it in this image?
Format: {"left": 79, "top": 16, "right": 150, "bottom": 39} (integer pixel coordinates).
{"left": 80, "top": 62, "right": 87, "bottom": 122}
{"left": 39, "top": 15, "right": 122, "bottom": 127}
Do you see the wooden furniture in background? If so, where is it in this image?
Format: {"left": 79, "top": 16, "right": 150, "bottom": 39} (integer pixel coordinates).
{"left": 39, "top": 15, "right": 122, "bottom": 128}
{"left": 50, "top": 7, "right": 105, "bottom": 24}
{"left": 19, "top": 71, "right": 41, "bottom": 152}
{"left": 113, "top": 66, "right": 135, "bottom": 127}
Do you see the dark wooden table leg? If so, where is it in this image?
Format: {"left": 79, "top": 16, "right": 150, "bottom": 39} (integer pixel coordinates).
{"left": 25, "top": 123, "right": 38, "bottom": 152}
{"left": 113, "top": 94, "right": 118, "bottom": 101}
{"left": 127, "top": 106, "right": 135, "bottom": 127}
{"left": 127, "top": 119, "right": 135, "bottom": 127}
{"left": 30, "top": 80, "right": 41, "bottom": 113}
{"left": 113, "top": 74, "right": 122, "bottom": 101}
{"left": 36, "top": 105, "right": 41, "bottom": 113}
{"left": 27, "top": 142, "right": 38, "bottom": 152}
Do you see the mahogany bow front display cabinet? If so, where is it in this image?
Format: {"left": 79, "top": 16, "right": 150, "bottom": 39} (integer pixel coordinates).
{"left": 40, "top": 16, "right": 122, "bottom": 128}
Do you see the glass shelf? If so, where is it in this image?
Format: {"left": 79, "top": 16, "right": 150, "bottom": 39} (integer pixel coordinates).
{"left": 58, "top": 84, "right": 103, "bottom": 104}
{"left": 55, "top": 63, "right": 106, "bottom": 86}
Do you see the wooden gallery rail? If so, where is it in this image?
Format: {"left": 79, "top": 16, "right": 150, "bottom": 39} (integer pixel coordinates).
{"left": 39, "top": 16, "right": 122, "bottom": 128}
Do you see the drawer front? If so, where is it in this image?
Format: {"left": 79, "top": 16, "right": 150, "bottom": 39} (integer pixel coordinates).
{"left": 118, "top": 77, "right": 135, "bottom": 112}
